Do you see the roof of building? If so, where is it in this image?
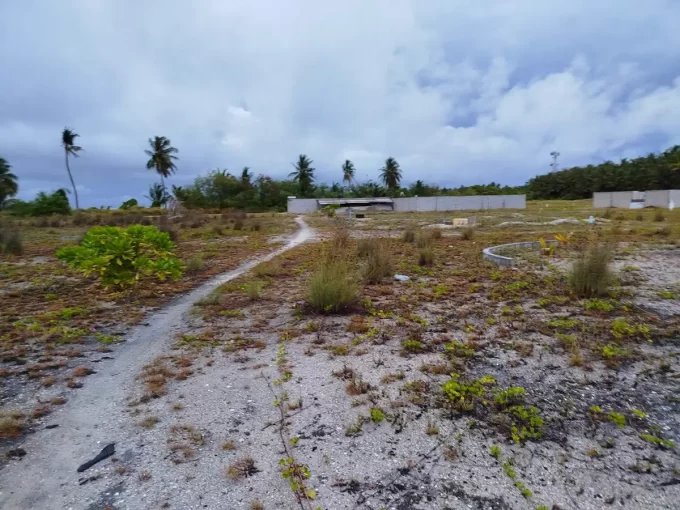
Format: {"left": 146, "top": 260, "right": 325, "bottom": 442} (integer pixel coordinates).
{"left": 317, "top": 198, "right": 394, "bottom": 206}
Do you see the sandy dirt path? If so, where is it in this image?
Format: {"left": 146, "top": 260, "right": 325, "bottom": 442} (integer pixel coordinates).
{"left": 0, "top": 217, "right": 314, "bottom": 510}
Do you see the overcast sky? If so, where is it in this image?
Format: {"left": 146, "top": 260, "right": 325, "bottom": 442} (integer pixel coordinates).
{"left": 2, "top": 0, "right": 680, "bottom": 207}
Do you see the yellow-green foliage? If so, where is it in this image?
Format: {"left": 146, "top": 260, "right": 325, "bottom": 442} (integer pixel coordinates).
{"left": 56, "top": 225, "right": 183, "bottom": 287}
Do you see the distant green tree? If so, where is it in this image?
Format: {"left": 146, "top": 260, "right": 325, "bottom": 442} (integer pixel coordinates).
{"left": 0, "top": 157, "right": 18, "bottom": 209}
{"left": 380, "top": 157, "right": 402, "bottom": 193}
{"left": 119, "top": 198, "right": 138, "bottom": 209}
{"left": 289, "top": 154, "right": 315, "bottom": 197}
{"left": 62, "top": 127, "right": 82, "bottom": 209}
{"left": 145, "top": 136, "right": 178, "bottom": 199}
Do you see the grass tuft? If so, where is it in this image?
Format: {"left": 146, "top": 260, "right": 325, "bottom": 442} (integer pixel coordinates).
{"left": 568, "top": 245, "right": 612, "bottom": 297}
{"left": 419, "top": 247, "right": 434, "bottom": 266}
{"left": 461, "top": 227, "right": 474, "bottom": 240}
{"left": 308, "top": 259, "right": 358, "bottom": 313}
{"left": 359, "top": 239, "right": 392, "bottom": 284}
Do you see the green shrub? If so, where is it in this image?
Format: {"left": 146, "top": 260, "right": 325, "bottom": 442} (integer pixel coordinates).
{"left": 308, "top": 260, "right": 358, "bottom": 313}
{"left": 360, "top": 240, "right": 392, "bottom": 284}
{"left": 419, "top": 247, "right": 434, "bottom": 266}
{"left": 402, "top": 229, "right": 415, "bottom": 243}
{"left": 0, "top": 230, "right": 23, "bottom": 256}
{"left": 56, "top": 225, "right": 183, "bottom": 287}
{"left": 568, "top": 245, "right": 612, "bottom": 297}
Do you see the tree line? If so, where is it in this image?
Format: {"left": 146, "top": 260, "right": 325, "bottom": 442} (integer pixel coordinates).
{"left": 526, "top": 146, "right": 680, "bottom": 199}
{"left": 3, "top": 126, "right": 680, "bottom": 214}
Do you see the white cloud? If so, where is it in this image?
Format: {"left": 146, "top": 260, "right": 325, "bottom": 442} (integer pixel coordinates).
{"left": 1, "top": 0, "right": 680, "bottom": 205}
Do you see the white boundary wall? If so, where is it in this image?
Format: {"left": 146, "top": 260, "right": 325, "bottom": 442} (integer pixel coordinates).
{"left": 287, "top": 195, "right": 526, "bottom": 213}
{"left": 593, "top": 190, "right": 680, "bottom": 208}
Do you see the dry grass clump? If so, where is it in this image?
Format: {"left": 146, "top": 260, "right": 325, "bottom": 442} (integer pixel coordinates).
{"left": 358, "top": 238, "right": 392, "bottom": 284}
{"left": 308, "top": 259, "right": 358, "bottom": 313}
{"left": 185, "top": 256, "right": 204, "bottom": 273}
{"left": 461, "top": 227, "right": 474, "bottom": 240}
{"left": 329, "top": 221, "right": 350, "bottom": 252}
{"left": 402, "top": 228, "right": 416, "bottom": 242}
{"left": 430, "top": 228, "right": 443, "bottom": 239}
{"left": 569, "top": 245, "right": 612, "bottom": 297}
{"left": 243, "top": 280, "right": 264, "bottom": 300}
{"left": 227, "top": 456, "right": 257, "bottom": 479}
{"left": 654, "top": 210, "right": 665, "bottom": 222}
{"left": 416, "top": 231, "right": 433, "bottom": 248}
{"left": 0, "top": 230, "right": 24, "bottom": 255}
{"left": 139, "top": 357, "right": 176, "bottom": 396}
{"left": 0, "top": 411, "right": 24, "bottom": 438}
{"left": 253, "top": 259, "right": 283, "bottom": 278}
{"left": 419, "top": 247, "right": 434, "bottom": 266}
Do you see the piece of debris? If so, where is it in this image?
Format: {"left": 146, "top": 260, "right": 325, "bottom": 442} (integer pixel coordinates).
{"left": 78, "top": 474, "right": 102, "bottom": 486}
{"left": 394, "top": 274, "right": 410, "bottom": 281}
{"left": 6, "top": 448, "right": 26, "bottom": 459}
{"left": 77, "top": 443, "right": 115, "bottom": 472}
{"left": 46, "top": 424, "right": 59, "bottom": 429}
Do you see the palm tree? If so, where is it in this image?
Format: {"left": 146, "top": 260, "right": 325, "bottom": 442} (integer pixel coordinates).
{"left": 380, "top": 157, "right": 402, "bottom": 193}
{"left": 145, "top": 182, "right": 169, "bottom": 208}
{"left": 342, "top": 159, "right": 355, "bottom": 186}
{"left": 241, "top": 166, "right": 252, "bottom": 187}
{"left": 145, "top": 136, "right": 179, "bottom": 198}
{"left": 288, "top": 154, "right": 315, "bottom": 196}
{"left": 0, "top": 158, "right": 18, "bottom": 209}
{"left": 62, "top": 127, "right": 82, "bottom": 209}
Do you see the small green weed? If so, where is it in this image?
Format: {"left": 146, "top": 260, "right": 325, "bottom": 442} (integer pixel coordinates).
{"left": 369, "top": 408, "right": 385, "bottom": 424}
{"left": 608, "top": 411, "right": 626, "bottom": 429}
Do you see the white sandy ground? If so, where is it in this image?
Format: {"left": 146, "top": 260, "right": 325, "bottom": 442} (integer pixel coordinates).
{"left": 0, "top": 217, "right": 313, "bottom": 510}
{"left": 2, "top": 226, "right": 680, "bottom": 510}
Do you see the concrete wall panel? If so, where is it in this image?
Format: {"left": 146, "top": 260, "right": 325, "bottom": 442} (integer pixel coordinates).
{"left": 286, "top": 199, "right": 318, "bottom": 213}
{"left": 593, "top": 192, "right": 612, "bottom": 208}
{"left": 645, "top": 190, "right": 670, "bottom": 208}
{"left": 670, "top": 190, "right": 680, "bottom": 208}
{"left": 610, "top": 192, "right": 635, "bottom": 208}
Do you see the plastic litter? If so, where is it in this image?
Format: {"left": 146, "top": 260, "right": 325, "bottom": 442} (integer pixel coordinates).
{"left": 588, "top": 215, "right": 595, "bottom": 224}
{"left": 394, "top": 274, "right": 410, "bottom": 281}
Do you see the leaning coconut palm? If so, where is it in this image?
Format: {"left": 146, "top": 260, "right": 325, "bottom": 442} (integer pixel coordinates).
{"left": 0, "top": 157, "right": 18, "bottom": 209}
{"left": 380, "top": 157, "right": 402, "bottom": 193}
{"left": 288, "top": 154, "right": 315, "bottom": 197}
{"left": 145, "top": 182, "right": 169, "bottom": 208}
{"left": 342, "top": 159, "right": 355, "bottom": 186}
{"left": 62, "top": 127, "right": 82, "bottom": 209}
{"left": 145, "top": 136, "right": 179, "bottom": 199}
